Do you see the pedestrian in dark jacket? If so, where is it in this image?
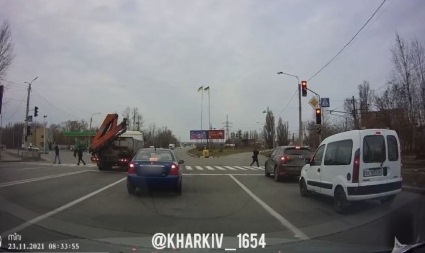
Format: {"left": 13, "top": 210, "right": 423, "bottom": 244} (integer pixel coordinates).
{"left": 75, "top": 146, "right": 86, "bottom": 165}
{"left": 53, "top": 144, "right": 61, "bottom": 164}
{"left": 250, "top": 147, "right": 260, "bottom": 167}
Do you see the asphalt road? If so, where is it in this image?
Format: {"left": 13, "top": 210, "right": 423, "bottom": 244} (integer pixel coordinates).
{"left": 0, "top": 147, "right": 424, "bottom": 253}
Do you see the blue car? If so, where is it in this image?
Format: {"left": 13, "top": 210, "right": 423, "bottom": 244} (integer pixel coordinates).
{"left": 127, "top": 148, "right": 184, "bottom": 194}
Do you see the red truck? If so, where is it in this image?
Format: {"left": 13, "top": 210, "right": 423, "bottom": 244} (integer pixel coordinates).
{"left": 90, "top": 114, "right": 144, "bottom": 170}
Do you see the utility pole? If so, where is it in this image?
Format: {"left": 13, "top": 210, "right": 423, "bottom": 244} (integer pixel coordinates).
{"left": 352, "top": 96, "right": 359, "bottom": 129}
{"left": 24, "top": 77, "right": 38, "bottom": 149}
{"left": 223, "top": 115, "right": 232, "bottom": 141}
{"left": 43, "top": 115, "right": 47, "bottom": 153}
{"left": 277, "top": 72, "right": 302, "bottom": 146}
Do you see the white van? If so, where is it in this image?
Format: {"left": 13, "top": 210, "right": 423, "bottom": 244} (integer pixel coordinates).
{"left": 299, "top": 129, "right": 402, "bottom": 213}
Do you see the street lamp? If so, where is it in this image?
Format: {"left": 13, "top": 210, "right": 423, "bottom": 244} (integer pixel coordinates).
{"left": 43, "top": 115, "right": 47, "bottom": 153}
{"left": 277, "top": 72, "right": 303, "bottom": 146}
{"left": 88, "top": 112, "right": 101, "bottom": 150}
{"left": 204, "top": 86, "right": 211, "bottom": 150}
{"left": 23, "top": 76, "right": 38, "bottom": 149}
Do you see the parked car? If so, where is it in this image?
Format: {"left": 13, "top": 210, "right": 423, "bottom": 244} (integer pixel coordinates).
{"left": 28, "top": 146, "right": 40, "bottom": 151}
{"left": 264, "top": 146, "right": 312, "bottom": 181}
{"left": 299, "top": 129, "right": 402, "bottom": 213}
{"left": 127, "top": 148, "right": 184, "bottom": 194}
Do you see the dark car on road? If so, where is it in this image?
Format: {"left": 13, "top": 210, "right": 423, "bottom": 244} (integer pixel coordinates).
{"left": 265, "top": 146, "right": 312, "bottom": 181}
{"left": 127, "top": 148, "right": 184, "bottom": 194}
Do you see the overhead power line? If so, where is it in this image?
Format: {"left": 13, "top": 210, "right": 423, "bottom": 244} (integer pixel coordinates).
{"left": 32, "top": 89, "right": 83, "bottom": 121}
{"left": 277, "top": 88, "right": 298, "bottom": 117}
{"left": 308, "top": 0, "right": 387, "bottom": 82}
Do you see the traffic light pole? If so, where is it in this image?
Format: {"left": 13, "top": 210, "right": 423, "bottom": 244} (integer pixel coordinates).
{"left": 24, "top": 77, "right": 38, "bottom": 149}
{"left": 307, "top": 88, "right": 322, "bottom": 143}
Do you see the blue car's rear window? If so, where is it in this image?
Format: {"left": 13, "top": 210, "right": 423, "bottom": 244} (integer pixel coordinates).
{"left": 135, "top": 150, "right": 175, "bottom": 161}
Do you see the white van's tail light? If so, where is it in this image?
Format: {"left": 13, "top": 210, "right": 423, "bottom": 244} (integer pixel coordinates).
{"left": 352, "top": 148, "right": 360, "bottom": 183}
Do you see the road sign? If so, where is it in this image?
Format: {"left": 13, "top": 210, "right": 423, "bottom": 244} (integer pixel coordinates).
{"left": 308, "top": 97, "right": 319, "bottom": 109}
{"left": 27, "top": 116, "right": 33, "bottom": 122}
{"left": 190, "top": 130, "right": 209, "bottom": 140}
{"left": 320, "top": 98, "right": 330, "bottom": 107}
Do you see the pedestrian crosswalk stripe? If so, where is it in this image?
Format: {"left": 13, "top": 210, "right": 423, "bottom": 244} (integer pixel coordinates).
{"left": 214, "top": 166, "right": 227, "bottom": 171}
{"left": 233, "top": 166, "right": 247, "bottom": 170}
{"left": 244, "top": 166, "right": 264, "bottom": 170}
{"left": 186, "top": 166, "right": 193, "bottom": 170}
{"left": 224, "top": 166, "right": 237, "bottom": 171}
{"left": 205, "top": 166, "right": 215, "bottom": 171}
{"left": 195, "top": 166, "right": 204, "bottom": 170}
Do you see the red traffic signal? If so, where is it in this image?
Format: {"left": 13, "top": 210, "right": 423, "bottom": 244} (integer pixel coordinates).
{"left": 301, "top": 81, "right": 307, "bottom": 97}
{"left": 315, "top": 108, "right": 322, "bottom": 124}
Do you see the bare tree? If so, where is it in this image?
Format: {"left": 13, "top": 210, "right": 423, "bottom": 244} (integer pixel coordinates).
{"left": 391, "top": 33, "right": 416, "bottom": 123}
{"left": 0, "top": 20, "right": 14, "bottom": 80}
{"left": 122, "top": 107, "right": 131, "bottom": 129}
{"left": 263, "top": 110, "right": 275, "bottom": 149}
{"left": 276, "top": 117, "right": 289, "bottom": 146}
{"left": 62, "top": 120, "right": 88, "bottom": 131}
{"left": 357, "top": 81, "right": 375, "bottom": 127}
{"left": 411, "top": 38, "right": 425, "bottom": 125}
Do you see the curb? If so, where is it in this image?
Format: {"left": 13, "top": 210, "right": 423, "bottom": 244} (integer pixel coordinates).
{"left": 402, "top": 185, "right": 425, "bottom": 194}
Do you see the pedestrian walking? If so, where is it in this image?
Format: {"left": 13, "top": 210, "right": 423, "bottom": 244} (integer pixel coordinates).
{"left": 250, "top": 147, "right": 260, "bottom": 167}
{"left": 75, "top": 146, "right": 86, "bottom": 165}
{"left": 53, "top": 144, "right": 61, "bottom": 164}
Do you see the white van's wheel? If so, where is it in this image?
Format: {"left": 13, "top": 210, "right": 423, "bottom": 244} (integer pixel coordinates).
{"left": 334, "top": 187, "right": 348, "bottom": 213}
{"left": 300, "top": 178, "right": 310, "bottom": 197}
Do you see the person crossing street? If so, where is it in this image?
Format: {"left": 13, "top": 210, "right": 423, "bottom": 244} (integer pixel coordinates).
{"left": 250, "top": 147, "right": 260, "bottom": 167}
{"left": 53, "top": 144, "right": 61, "bottom": 164}
{"left": 74, "top": 146, "right": 86, "bottom": 165}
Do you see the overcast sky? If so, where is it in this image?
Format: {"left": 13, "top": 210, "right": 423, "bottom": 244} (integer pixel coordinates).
{"left": 1, "top": 0, "right": 424, "bottom": 142}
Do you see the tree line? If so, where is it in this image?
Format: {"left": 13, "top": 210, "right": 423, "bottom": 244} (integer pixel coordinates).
{"left": 0, "top": 107, "right": 179, "bottom": 149}
{"left": 229, "top": 33, "right": 425, "bottom": 157}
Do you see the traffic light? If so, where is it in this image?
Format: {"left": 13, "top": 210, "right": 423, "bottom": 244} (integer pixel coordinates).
{"left": 34, "top": 106, "right": 38, "bottom": 117}
{"left": 315, "top": 108, "right": 322, "bottom": 124}
{"left": 301, "top": 81, "right": 307, "bottom": 97}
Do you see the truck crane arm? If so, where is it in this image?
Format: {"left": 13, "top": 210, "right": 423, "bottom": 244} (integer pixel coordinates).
{"left": 90, "top": 114, "right": 127, "bottom": 154}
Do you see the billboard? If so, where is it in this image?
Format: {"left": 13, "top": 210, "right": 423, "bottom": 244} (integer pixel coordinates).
{"left": 190, "top": 130, "right": 209, "bottom": 140}
{"left": 209, "top": 130, "right": 225, "bottom": 139}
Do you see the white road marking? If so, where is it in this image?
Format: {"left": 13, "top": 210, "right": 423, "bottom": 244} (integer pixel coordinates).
{"left": 185, "top": 166, "right": 193, "bottom": 170}
{"left": 205, "top": 166, "right": 215, "bottom": 170}
{"left": 1, "top": 177, "right": 126, "bottom": 236}
{"left": 0, "top": 170, "right": 93, "bottom": 188}
{"left": 229, "top": 175, "right": 309, "bottom": 240}
{"left": 18, "top": 167, "right": 44, "bottom": 171}
{"left": 195, "top": 166, "right": 204, "bottom": 170}
{"left": 215, "top": 166, "right": 227, "bottom": 171}
{"left": 245, "top": 166, "right": 260, "bottom": 170}
{"left": 183, "top": 174, "right": 262, "bottom": 176}
{"left": 233, "top": 166, "right": 247, "bottom": 170}
{"left": 224, "top": 166, "right": 237, "bottom": 171}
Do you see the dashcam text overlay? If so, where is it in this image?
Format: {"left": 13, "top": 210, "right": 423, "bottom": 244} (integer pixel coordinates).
{"left": 151, "top": 233, "right": 266, "bottom": 250}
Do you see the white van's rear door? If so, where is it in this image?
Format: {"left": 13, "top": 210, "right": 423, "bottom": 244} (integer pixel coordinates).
{"left": 359, "top": 130, "right": 401, "bottom": 186}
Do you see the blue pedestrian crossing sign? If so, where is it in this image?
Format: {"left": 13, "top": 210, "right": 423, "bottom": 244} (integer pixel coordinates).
{"left": 320, "top": 98, "right": 330, "bottom": 107}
